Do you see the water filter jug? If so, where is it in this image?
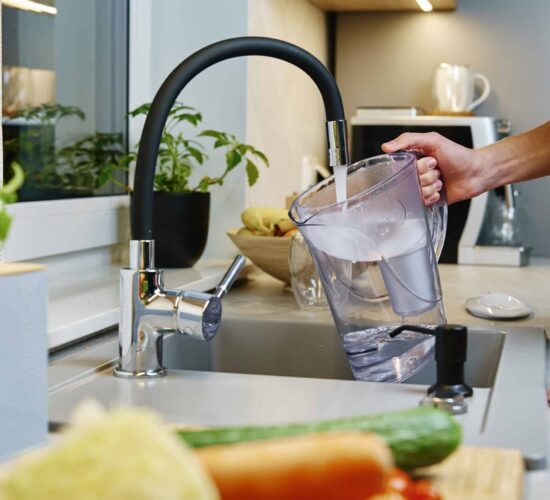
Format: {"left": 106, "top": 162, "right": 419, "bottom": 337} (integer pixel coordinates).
{"left": 290, "top": 152, "right": 447, "bottom": 382}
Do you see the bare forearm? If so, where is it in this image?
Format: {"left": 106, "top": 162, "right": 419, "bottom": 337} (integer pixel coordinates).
{"left": 475, "top": 121, "right": 550, "bottom": 191}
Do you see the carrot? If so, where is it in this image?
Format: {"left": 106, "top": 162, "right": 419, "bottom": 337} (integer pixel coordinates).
{"left": 196, "top": 431, "right": 393, "bottom": 500}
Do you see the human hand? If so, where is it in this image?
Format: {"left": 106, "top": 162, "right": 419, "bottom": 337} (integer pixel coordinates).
{"left": 381, "top": 132, "right": 485, "bottom": 205}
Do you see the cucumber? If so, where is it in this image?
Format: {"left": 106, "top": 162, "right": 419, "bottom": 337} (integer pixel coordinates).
{"left": 177, "top": 406, "right": 461, "bottom": 470}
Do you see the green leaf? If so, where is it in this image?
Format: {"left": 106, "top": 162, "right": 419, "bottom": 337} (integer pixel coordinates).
{"left": 174, "top": 113, "right": 202, "bottom": 126}
{"left": 0, "top": 192, "right": 17, "bottom": 204}
{"left": 251, "top": 148, "right": 269, "bottom": 166}
{"left": 245, "top": 159, "right": 260, "bottom": 186}
{"left": 226, "top": 149, "right": 242, "bottom": 170}
{"left": 0, "top": 210, "right": 12, "bottom": 243}
{"left": 169, "top": 102, "right": 198, "bottom": 114}
{"left": 237, "top": 144, "right": 250, "bottom": 156}
{"left": 187, "top": 146, "right": 205, "bottom": 164}
{"left": 213, "top": 138, "right": 230, "bottom": 148}
{"left": 198, "top": 177, "right": 211, "bottom": 192}
{"left": 96, "top": 163, "right": 116, "bottom": 188}
{"left": 128, "top": 103, "right": 151, "bottom": 117}
{"left": 198, "top": 130, "right": 225, "bottom": 140}
{"left": 2, "top": 162, "right": 25, "bottom": 194}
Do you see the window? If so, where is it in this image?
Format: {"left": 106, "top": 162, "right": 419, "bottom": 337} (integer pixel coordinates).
{"left": 2, "top": 0, "right": 129, "bottom": 201}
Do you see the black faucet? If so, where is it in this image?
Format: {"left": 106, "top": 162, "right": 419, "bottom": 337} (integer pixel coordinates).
{"left": 131, "top": 36, "right": 350, "bottom": 240}
{"left": 115, "top": 37, "right": 350, "bottom": 378}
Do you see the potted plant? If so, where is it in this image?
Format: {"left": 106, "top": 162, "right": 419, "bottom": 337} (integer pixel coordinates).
{"left": 3, "top": 103, "right": 125, "bottom": 200}
{"left": 56, "top": 131, "right": 125, "bottom": 194}
{"left": 122, "top": 102, "right": 269, "bottom": 268}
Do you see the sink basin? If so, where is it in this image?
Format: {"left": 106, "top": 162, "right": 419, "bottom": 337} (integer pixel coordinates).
{"left": 48, "top": 318, "right": 547, "bottom": 470}
{"left": 161, "top": 318, "right": 546, "bottom": 469}
{"left": 163, "top": 319, "right": 503, "bottom": 388}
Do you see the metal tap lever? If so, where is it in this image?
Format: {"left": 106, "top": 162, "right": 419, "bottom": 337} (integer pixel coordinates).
{"left": 177, "top": 255, "right": 246, "bottom": 341}
{"left": 215, "top": 255, "right": 246, "bottom": 299}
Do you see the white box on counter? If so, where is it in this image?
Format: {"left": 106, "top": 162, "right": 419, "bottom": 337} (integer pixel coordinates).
{"left": 0, "top": 263, "right": 48, "bottom": 460}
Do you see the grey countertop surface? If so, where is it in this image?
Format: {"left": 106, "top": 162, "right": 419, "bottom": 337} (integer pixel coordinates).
{"left": 47, "top": 261, "right": 550, "bottom": 498}
{"left": 220, "top": 259, "right": 550, "bottom": 333}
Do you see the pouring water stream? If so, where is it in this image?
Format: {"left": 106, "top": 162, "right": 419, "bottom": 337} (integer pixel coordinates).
{"left": 333, "top": 165, "right": 348, "bottom": 203}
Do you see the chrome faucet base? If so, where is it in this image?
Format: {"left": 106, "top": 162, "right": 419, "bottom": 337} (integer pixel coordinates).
{"left": 115, "top": 240, "right": 246, "bottom": 379}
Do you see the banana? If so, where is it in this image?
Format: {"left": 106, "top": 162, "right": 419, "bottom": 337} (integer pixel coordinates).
{"left": 274, "top": 218, "right": 295, "bottom": 236}
{"left": 283, "top": 228, "right": 298, "bottom": 238}
{"left": 241, "top": 207, "right": 289, "bottom": 235}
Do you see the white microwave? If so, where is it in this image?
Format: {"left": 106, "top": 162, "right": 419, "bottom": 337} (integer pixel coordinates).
{"left": 350, "top": 114, "right": 527, "bottom": 266}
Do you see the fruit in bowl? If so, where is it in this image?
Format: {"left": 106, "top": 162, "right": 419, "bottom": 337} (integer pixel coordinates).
{"left": 227, "top": 207, "right": 297, "bottom": 283}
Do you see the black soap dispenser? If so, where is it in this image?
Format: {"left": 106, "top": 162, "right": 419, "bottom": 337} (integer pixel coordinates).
{"left": 390, "top": 323, "right": 473, "bottom": 399}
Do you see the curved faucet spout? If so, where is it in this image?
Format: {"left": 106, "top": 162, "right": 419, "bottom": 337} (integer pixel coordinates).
{"left": 131, "top": 36, "right": 349, "bottom": 240}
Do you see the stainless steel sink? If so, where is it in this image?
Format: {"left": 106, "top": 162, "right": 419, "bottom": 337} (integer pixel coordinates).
{"left": 161, "top": 318, "right": 546, "bottom": 469}
{"left": 163, "top": 319, "right": 504, "bottom": 388}
{"left": 48, "top": 318, "right": 547, "bottom": 470}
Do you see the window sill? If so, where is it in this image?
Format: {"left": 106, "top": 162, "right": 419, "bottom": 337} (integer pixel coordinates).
{"left": 48, "top": 259, "right": 233, "bottom": 349}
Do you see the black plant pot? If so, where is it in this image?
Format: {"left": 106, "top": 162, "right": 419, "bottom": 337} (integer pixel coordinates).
{"left": 152, "top": 191, "right": 210, "bottom": 268}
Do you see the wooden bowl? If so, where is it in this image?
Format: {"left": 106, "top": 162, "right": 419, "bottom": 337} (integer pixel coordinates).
{"left": 227, "top": 229, "right": 292, "bottom": 283}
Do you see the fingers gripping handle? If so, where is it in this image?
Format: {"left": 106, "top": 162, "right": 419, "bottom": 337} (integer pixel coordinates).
{"left": 429, "top": 191, "right": 448, "bottom": 261}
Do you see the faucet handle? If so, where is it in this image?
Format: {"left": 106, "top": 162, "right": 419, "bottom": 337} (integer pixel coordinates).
{"left": 176, "top": 290, "right": 222, "bottom": 341}
{"left": 176, "top": 256, "right": 246, "bottom": 341}
{"left": 215, "top": 255, "right": 247, "bottom": 299}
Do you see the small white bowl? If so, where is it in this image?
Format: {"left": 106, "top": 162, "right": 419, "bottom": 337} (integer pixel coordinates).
{"left": 465, "top": 292, "right": 532, "bottom": 320}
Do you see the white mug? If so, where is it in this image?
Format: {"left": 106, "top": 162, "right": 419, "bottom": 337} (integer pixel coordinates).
{"left": 433, "top": 63, "right": 490, "bottom": 113}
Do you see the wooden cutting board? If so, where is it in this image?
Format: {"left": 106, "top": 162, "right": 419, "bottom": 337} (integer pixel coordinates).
{"left": 0, "top": 263, "right": 45, "bottom": 276}
{"left": 415, "top": 446, "right": 524, "bottom": 500}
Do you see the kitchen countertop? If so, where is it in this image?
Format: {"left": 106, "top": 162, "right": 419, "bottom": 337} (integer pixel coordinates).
{"left": 47, "top": 259, "right": 550, "bottom": 498}
{"left": 439, "top": 259, "right": 550, "bottom": 332}
{"left": 221, "top": 258, "right": 550, "bottom": 335}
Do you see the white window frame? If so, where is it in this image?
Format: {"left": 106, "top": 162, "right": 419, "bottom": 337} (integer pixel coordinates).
{"left": 1, "top": 0, "right": 147, "bottom": 263}
{"left": 3, "top": 195, "right": 129, "bottom": 261}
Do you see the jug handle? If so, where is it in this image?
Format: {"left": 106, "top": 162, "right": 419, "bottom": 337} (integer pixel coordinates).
{"left": 397, "top": 149, "right": 448, "bottom": 260}
{"left": 427, "top": 190, "right": 448, "bottom": 261}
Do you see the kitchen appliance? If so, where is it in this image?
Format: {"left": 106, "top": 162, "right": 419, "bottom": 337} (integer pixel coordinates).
{"left": 290, "top": 152, "right": 447, "bottom": 383}
{"left": 351, "top": 113, "right": 528, "bottom": 266}
{"left": 433, "top": 63, "right": 490, "bottom": 113}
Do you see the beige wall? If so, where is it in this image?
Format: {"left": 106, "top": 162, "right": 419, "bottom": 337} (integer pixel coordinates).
{"left": 246, "top": 0, "right": 328, "bottom": 208}
{"left": 133, "top": 0, "right": 249, "bottom": 259}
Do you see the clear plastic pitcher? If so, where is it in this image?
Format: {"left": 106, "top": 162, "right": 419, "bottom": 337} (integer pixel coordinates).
{"left": 289, "top": 152, "right": 447, "bottom": 383}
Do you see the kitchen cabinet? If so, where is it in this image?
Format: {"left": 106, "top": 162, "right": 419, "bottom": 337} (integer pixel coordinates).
{"left": 308, "top": 0, "right": 456, "bottom": 11}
